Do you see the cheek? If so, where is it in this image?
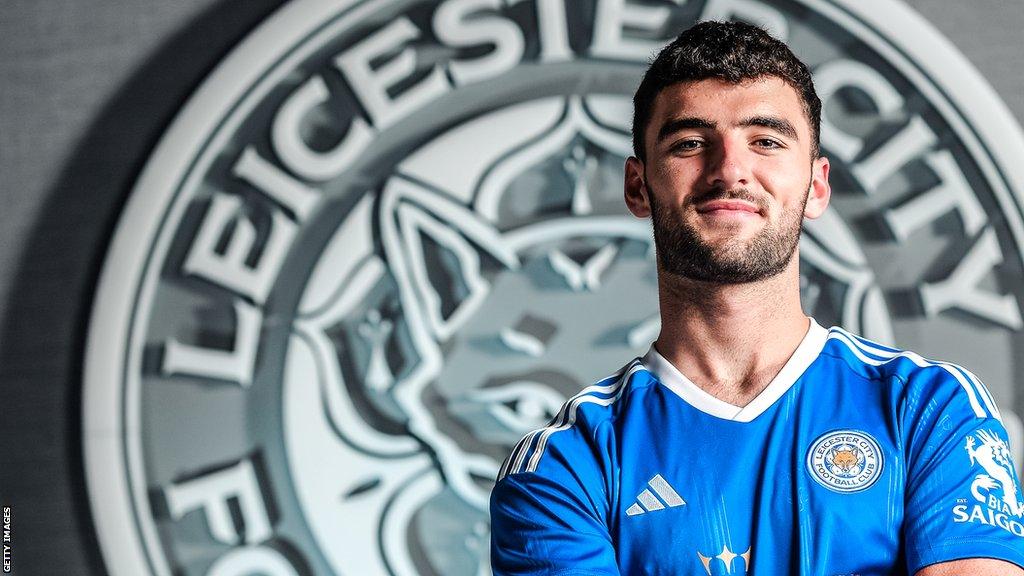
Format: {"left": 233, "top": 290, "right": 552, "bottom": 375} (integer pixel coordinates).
{"left": 654, "top": 161, "right": 701, "bottom": 190}
{"left": 757, "top": 165, "right": 809, "bottom": 201}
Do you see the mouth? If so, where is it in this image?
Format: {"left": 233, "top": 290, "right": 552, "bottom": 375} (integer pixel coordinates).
{"left": 695, "top": 199, "right": 764, "bottom": 216}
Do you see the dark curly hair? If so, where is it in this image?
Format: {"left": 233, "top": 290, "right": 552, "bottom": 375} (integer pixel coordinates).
{"left": 632, "top": 20, "right": 821, "bottom": 161}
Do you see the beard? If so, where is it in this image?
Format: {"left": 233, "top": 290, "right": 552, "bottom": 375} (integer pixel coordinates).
{"left": 648, "top": 183, "right": 808, "bottom": 284}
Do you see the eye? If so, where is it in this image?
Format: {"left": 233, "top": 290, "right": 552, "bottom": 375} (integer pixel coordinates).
{"left": 753, "top": 138, "right": 783, "bottom": 149}
{"left": 670, "top": 138, "right": 704, "bottom": 153}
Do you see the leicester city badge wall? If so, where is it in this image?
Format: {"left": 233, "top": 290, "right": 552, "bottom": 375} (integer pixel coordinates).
{"left": 82, "top": 0, "right": 1024, "bottom": 574}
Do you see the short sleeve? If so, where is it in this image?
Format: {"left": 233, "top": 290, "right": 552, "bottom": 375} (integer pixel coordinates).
{"left": 901, "top": 365, "right": 1024, "bottom": 573}
{"left": 489, "top": 418, "right": 619, "bottom": 576}
{"left": 490, "top": 474, "right": 619, "bottom": 575}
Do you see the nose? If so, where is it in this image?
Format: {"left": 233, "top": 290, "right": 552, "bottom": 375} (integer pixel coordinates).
{"left": 703, "top": 137, "right": 750, "bottom": 189}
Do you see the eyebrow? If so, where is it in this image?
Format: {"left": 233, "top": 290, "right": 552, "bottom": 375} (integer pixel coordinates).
{"left": 655, "top": 115, "right": 800, "bottom": 143}
{"left": 656, "top": 117, "right": 716, "bottom": 143}
{"left": 740, "top": 116, "right": 799, "bottom": 140}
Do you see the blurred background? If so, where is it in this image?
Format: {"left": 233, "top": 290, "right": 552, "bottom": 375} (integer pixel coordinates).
{"left": 2, "top": 0, "right": 1024, "bottom": 574}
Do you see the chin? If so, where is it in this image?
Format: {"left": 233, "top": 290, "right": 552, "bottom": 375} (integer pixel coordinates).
{"left": 700, "top": 227, "right": 755, "bottom": 243}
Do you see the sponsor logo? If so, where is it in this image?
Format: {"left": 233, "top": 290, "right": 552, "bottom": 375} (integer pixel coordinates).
{"left": 952, "top": 429, "right": 1024, "bottom": 537}
{"left": 807, "top": 430, "right": 883, "bottom": 493}
{"left": 625, "top": 474, "right": 686, "bottom": 516}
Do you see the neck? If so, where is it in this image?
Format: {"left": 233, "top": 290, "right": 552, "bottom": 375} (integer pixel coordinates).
{"left": 653, "top": 257, "right": 810, "bottom": 406}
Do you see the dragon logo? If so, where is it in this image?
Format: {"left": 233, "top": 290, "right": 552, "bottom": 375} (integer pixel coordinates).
{"left": 965, "top": 430, "right": 1024, "bottom": 516}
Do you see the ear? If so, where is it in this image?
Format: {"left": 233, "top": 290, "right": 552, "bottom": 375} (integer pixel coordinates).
{"left": 803, "top": 156, "right": 831, "bottom": 220}
{"left": 624, "top": 156, "right": 651, "bottom": 218}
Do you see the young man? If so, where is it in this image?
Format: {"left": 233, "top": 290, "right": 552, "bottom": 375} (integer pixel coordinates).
{"left": 489, "top": 21, "right": 1024, "bottom": 575}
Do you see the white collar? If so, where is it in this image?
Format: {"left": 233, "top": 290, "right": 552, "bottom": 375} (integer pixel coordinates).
{"left": 641, "top": 318, "right": 828, "bottom": 422}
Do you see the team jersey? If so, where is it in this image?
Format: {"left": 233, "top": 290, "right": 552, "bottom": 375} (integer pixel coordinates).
{"left": 489, "top": 319, "right": 1024, "bottom": 575}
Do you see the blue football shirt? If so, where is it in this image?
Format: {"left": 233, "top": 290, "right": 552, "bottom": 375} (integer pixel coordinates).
{"left": 490, "top": 319, "right": 1024, "bottom": 575}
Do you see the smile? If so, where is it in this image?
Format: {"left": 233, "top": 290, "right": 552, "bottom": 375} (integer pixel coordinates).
{"left": 695, "top": 199, "right": 763, "bottom": 216}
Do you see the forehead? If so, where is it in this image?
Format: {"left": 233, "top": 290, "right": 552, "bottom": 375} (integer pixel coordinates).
{"left": 648, "top": 76, "right": 809, "bottom": 134}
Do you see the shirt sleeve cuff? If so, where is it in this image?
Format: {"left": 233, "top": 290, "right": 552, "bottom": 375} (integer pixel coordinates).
{"left": 908, "top": 539, "right": 1024, "bottom": 574}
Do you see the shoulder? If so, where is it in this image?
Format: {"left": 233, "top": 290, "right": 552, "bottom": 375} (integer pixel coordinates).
{"left": 820, "top": 326, "right": 999, "bottom": 421}
{"left": 496, "top": 356, "right": 654, "bottom": 481}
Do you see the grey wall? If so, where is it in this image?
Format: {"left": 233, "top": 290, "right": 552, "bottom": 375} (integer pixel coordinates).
{"left": 0, "top": 0, "right": 271, "bottom": 321}
{"left": 0, "top": 1, "right": 285, "bottom": 573}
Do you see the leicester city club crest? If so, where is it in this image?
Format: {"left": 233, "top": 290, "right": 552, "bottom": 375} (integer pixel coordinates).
{"left": 807, "top": 429, "right": 884, "bottom": 493}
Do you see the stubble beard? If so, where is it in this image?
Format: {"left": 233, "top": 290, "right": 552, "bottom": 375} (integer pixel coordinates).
{"left": 647, "top": 183, "right": 808, "bottom": 284}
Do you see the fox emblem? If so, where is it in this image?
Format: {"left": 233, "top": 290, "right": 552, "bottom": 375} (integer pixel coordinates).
{"left": 830, "top": 445, "right": 862, "bottom": 474}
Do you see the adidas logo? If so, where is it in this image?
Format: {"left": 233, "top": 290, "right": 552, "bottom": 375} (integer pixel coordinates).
{"left": 625, "top": 474, "right": 685, "bottom": 516}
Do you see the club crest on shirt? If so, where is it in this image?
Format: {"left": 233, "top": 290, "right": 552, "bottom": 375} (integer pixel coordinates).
{"left": 806, "top": 430, "right": 883, "bottom": 493}
{"left": 952, "top": 429, "right": 1024, "bottom": 537}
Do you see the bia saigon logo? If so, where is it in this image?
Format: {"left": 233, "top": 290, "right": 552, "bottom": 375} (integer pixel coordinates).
{"left": 807, "top": 430, "right": 883, "bottom": 493}
{"left": 81, "top": 0, "right": 1024, "bottom": 575}
{"left": 952, "top": 429, "right": 1024, "bottom": 537}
